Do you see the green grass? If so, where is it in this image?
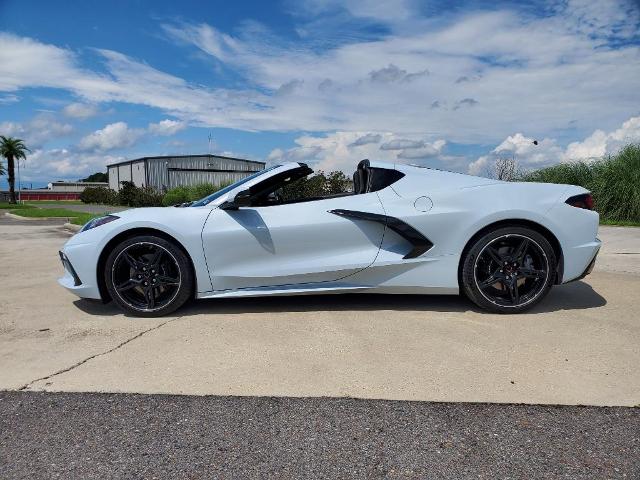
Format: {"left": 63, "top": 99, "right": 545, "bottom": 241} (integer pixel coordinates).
{"left": 0, "top": 202, "right": 35, "bottom": 210}
{"left": 519, "top": 144, "right": 640, "bottom": 224}
{"left": 600, "top": 219, "right": 640, "bottom": 227}
{"left": 8, "top": 207, "right": 99, "bottom": 226}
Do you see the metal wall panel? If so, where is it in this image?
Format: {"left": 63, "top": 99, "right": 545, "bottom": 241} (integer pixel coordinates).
{"left": 118, "top": 164, "right": 132, "bottom": 184}
{"left": 145, "top": 155, "right": 265, "bottom": 191}
{"left": 108, "top": 166, "right": 119, "bottom": 190}
{"left": 131, "top": 160, "right": 146, "bottom": 187}
{"left": 108, "top": 155, "right": 264, "bottom": 192}
{"left": 167, "top": 170, "right": 254, "bottom": 189}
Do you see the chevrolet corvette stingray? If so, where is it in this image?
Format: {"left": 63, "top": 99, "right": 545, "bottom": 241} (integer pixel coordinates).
{"left": 59, "top": 160, "right": 600, "bottom": 316}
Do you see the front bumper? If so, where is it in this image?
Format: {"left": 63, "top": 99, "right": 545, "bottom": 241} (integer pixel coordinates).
{"left": 58, "top": 244, "right": 102, "bottom": 300}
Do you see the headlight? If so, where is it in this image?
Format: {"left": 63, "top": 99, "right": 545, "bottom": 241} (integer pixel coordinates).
{"left": 81, "top": 215, "right": 120, "bottom": 232}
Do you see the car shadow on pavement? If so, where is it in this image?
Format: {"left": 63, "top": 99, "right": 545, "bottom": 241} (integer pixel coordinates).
{"left": 73, "top": 279, "right": 606, "bottom": 317}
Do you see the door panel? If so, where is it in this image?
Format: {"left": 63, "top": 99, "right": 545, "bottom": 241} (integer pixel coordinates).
{"left": 202, "top": 193, "right": 385, "bottom": 291}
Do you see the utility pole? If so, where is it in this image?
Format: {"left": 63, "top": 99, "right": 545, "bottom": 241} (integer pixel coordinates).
{"left": 208, "top": 132, "right": 212, "bottom": 155}
{"left": 17, "top": 156, "right": 21, "bottom": 204}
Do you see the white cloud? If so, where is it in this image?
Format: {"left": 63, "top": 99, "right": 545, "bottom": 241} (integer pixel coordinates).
{"left": 0, "top": 94, "right": 19, "bottom": 104}
{"left": 295, "top": 0, "right": 415, "bottom": 23}
{"left": 148, "top": 119, "right": 187, "bottom": 136}
{"left": 397, "top": 140, "right": 446, "bottom": 159}
{"left": 78, "top": 122, "right": 143, "bottom": 152}
{"left": 564, "top": 116, "right": 640, "bottom": 161}
{"left": 349, "top": 133, "right": 381, "bottom": 147}
{"left": 380, "top": 139, "right": 425, "bottom": 150}
{"left": 267, "top": 131, "right": 448, "bottom": 173}
{"left": 368, "top": 64, "right": 428, "bottom": 83}
{"left": 0, "top": 113, "right": 73, "bottom": 147}
{"left": 62, "top": 102, "right": 98, "bottom": 119}
{"left": 1, "top": 0, "right": 638, "bottom": 143}
{"left": 158, "top": 10, "right": 640, "bottom": 141}
{"left": 19, "top": 148, "right": 123, "bottom": 182}
{"left": 558, "top": 0, "right": 640, "bottom": 40}
{"left": 0, "top": 2, "right": 639, "bottom": 179}
{"left": 467, "top": 134, "right": 563, "bottom": 176}
{"left": 468, "top": 115, "right": 640, "bottom": 175}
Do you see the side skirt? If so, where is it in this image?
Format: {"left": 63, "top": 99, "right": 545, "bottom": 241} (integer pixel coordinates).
{"left": 196, "top": 282, "right": 459, "bottom": 299}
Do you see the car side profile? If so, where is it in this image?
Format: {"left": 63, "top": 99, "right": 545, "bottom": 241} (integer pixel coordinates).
{"left": 59, "top": 160, "right": 601, "bottom": 317}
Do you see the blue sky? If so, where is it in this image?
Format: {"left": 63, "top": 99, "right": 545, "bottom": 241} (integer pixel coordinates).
{"left": 1, "top": 0, "right": 639, "bottom": 188}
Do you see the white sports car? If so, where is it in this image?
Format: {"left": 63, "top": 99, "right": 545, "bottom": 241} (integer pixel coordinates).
{"left": 59, "top": 160, "right": 600, "bottom": 317}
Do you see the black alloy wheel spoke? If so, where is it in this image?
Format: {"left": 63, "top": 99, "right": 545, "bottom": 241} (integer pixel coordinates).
{"left": 123, "top": 252, "right": 139, "bottom": 269}
{"left": 518, "top": 267, "right": 545, "bottom": 279}
{"left": 155, "top": 275, "right": 180, "bottom": 287}
{"left": 148, "top": 247, "right": 164, "bottom": 267}
{"left": 485, "top": 246, "right": 503, "bottom": 264}
{"left": 507, "top": 279, "right": 520, "bottom": 304}
{"left": 479, "top": 270, "right": 504, "bottom": 289}
{"left": 145, "top": 288, "right": 156, "bottom": 309}
{"left": 116, "top": 278, "right": 141, "bottom": 292}
{"left": 512, "top": 238, "right": 529, "bottom": 263}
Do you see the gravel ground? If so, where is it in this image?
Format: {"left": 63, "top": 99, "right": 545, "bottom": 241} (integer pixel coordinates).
{"left": 0, "top": 392, "right": 637, "bottom": 479}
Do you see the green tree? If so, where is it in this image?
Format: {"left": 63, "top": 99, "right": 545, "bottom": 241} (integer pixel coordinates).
{"left": 0, "top": 136, "right": 30, "bottom": 204}
{"left": 80, "top": 172, "right": 108, "bottom": 182}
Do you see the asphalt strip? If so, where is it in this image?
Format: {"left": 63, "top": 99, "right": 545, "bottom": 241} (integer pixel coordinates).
{"left": 1, "top": 391, "right": 638, "bottom": 479}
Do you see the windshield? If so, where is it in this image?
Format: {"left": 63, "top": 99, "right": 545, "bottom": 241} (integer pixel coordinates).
{"left": 191, "top": 165, "right": 280, "bottom": 207}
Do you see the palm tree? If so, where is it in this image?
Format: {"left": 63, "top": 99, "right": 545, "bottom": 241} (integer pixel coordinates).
{"left": 0, "top": 136, "right": 30, "bottom": 204}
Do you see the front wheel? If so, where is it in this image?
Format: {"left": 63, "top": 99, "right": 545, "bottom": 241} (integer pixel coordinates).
{"left": 104, "top": 235, "right": 194, "bottom": 317}
{"left": 461, "top": 226, "right": 556, "bottom": 313}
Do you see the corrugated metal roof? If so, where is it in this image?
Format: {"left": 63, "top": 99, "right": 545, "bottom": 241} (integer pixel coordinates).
{"left": 106, "top": 154, "right": 265, "bottom": 168}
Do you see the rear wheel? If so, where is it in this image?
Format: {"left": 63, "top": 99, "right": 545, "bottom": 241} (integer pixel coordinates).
{"left": 104, "top": 235, "right": 193, "bottom": 317}
{"left": 461, "top": 226, "right": 556, "bottom": 313}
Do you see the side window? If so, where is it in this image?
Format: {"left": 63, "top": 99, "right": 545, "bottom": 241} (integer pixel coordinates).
{"left": 256, "top": 172, "right": 353, "bottom": 206}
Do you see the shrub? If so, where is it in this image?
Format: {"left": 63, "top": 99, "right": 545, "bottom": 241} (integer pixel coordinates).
{"left": 117, "top": 181, "right": 163, "bottom": 207}
{"left": 518, "top": 161, "right": 594, "bottom": 188}
{"left": 162, "top": 186, "right": 192, "bottom": 206}
{"left": 281, "top": 171, "right": 352, "bottom": 201}
{"left": 161, "top": 182, "right": 234, "bottom": 206}
{"left": 80, "top": 186, "right": 118, "bottom": 205}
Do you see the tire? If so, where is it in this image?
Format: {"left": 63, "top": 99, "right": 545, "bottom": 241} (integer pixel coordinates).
{"left": 104, "top": 235, "right": 194, "bottom": 317}
{"left": 461, "top": 226, "right": 556, "bottom": 314}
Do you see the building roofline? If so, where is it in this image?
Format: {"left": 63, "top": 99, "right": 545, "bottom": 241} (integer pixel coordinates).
{"left": 107, "top": 154, "right": 265, "bottom": 168}
{"left": 50, "top": 181, "right": 108, "bottom": 185}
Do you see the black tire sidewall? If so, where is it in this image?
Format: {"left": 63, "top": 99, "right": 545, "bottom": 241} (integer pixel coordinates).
{"left": 461, "top": 226, "right": 556, "bottom": 313}
{"left": 104, "top": 235, "right": 193, "bottom": 317}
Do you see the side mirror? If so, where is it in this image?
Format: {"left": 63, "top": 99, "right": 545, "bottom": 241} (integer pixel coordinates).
{"left": 220, "top": 189, "right": 252, "bottom": 210}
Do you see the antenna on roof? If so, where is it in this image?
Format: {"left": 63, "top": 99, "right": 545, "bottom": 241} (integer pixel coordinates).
{"left": 208, "top": 132, "right": 212, "bottom": 155}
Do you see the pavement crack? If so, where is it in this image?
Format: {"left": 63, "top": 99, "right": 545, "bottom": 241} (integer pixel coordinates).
{"left": 18, "top": 316, "right": 182, "bottom": 391}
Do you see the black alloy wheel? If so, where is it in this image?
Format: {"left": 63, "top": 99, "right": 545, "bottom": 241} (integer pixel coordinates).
{"left": 104, "top": 235, "right": 193, "bottom": 317}
{"left": 461, "top": 226, "right": 556, "bottom": 313}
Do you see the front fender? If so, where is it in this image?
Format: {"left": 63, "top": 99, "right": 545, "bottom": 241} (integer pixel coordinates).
{"left": 63, "top": 207, "right": 214, "bottom": 295}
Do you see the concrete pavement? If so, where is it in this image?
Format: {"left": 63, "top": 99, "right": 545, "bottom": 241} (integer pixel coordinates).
{"left": 0, "top": 218, "right": 638, "bottom": 406}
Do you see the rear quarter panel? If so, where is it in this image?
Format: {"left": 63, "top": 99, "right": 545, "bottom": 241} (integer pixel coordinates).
{"left": 372, "top": 177, "right": 594, "bottom": 289}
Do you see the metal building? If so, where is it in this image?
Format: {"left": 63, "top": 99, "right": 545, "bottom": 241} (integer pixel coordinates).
{"left": 107, "top": 155, "right": 265, "bottom": 192}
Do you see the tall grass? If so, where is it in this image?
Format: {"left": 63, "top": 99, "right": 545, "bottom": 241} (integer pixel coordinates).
{"left": 519, "top": 144, "right": 640, "bottom": 223}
